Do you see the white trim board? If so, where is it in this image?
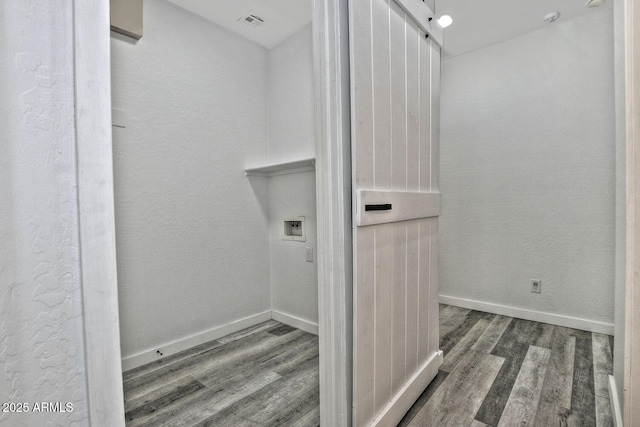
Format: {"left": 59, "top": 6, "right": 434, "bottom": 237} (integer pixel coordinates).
{"left": 121, "top": 311, "right": 272, "bottom": 371}
{"left": 313, "top": 0, "right": 353, "bottom": 425}
{"left": 271, "top": 310, "right": 319, "bottom": 335}
{"left": 371, "top": 351, "right": 443, "bottom": 427}
{"left": 74, "top": 0, "right": 126, "bottom": 424}
{"left": 609, "top": 375, "right": 624, "bottom": 427}
{"left": 439, "top": 295, "right": 615, "bottom": 335}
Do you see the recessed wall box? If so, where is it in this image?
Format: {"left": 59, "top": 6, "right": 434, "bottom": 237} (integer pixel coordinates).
{"left": 283, "top": 217, "right": 306, "bottom": 242}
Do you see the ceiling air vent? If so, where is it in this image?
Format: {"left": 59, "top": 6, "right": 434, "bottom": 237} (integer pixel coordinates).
{"left": 238, "top": 13, "right": 265, "bottom": 28}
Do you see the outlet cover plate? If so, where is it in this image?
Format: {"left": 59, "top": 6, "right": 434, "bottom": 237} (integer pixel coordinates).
{"left": 531, "top": 279, "right": 542, "bottom": 293}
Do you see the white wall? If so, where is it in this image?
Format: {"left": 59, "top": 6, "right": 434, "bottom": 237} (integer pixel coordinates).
{"left": 111, "top": 0, "right": 272, "bottom": 360}
{"left": 0, "top": 1, "right": 89, "bottom": 424}
{"left": 267, "top": 24, "right": 318, "bottom": 327}
{"left": 268, "top": 172, "right": 318, "bottom": 327}
{"left": 267, "top": 24, "right": 316, "bottom": 163}
{"left": 439, "top": 8, "right": 616, "bottom": 330}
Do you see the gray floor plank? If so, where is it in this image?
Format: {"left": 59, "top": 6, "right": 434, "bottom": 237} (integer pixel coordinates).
{"left": 403, "top": 306, "right": 614, "bottom": 427}
{"left": 407, "top": 350, "right": 504, "bottom": 427}
{"left": 171, "top": 369, "right": 283, "bottom": 426}
{"left": 592, "top": 332, "right": 613, "bottom": 399}
{"left": 125, "top": 374, "right": 202, "bottom": 412}
{"left": 259, "top": 335, "right": 319, "bottom": 376}
{"left": 194, "top": 356, "right": 319, "bottom": 427}
{"left": 497, "top": 346, "right": 551, "bottom": 427}
{"left": 128, "top": 330, "right": 309, "bottom": 403}
{"left": 440, "top": 310, "right": 496, "bottom": 356}
{"left": 124, "top": 330, "right": 281, "bottom": 400}
{"left": 441, "top": 319, "right": 490, "bottom": 372}
{"left": 128, "top": 367, "right": 280, "bottom": 427}
{"left": 533, "top": 327, "right": 576, "bottom": 427}
{"left": 471, "top": 315, "right": 513, "bottom": 354}
{"left": 196, "top": 330, "right": 314, "bottom": 388}
{"left": 475, "top": 318, "right": 545, "bottom": 426}
{"left": 123, "top": 321, "right": 318, "bottom": 427}
{"left": 438, "top": 305, "right": 472, "bottom": 340}
{"left": 125, "top": 377, "right": 206, "bottom": 424}
{"left": 567, "top": 332, "right": 596, "bottom": 427}
{"left": 533, "top": 322, "right": 555, "bottom": 350}
{"left": 266, "top": 323, "right": 298, "bottom": 336}
{"left": 263, "top": 383, "right": 319, "bottom": 426}
{"left": 592, "top": 333, "right": 614, "bottom": 427}
{"left": 286, "top": 405, "right": 320, "bottom": 427}
{"left": 397, "top": 370, "right": 449, "bottom": 427}
{"left": 595, "top": 395, "right": 614, "bottom": 427}
{"left": 231, "top": 357, "right": 319, "bottom": 426}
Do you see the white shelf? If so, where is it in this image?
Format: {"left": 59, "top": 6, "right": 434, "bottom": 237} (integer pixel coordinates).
{"left": 244, "top": 158, "right": 315, "bottom": 177}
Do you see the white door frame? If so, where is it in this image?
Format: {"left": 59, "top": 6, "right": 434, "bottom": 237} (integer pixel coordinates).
{"left": 73, "top": 1, "right": 126, "bottom": 425}
{"left": 313, "top": 0, "right": 353, "bottom": 425}
{"left": 624, "top": 0, "right": 640, "bottom": 424}
{"left": 76, "top": 0, "right": 353, "bottom": 425}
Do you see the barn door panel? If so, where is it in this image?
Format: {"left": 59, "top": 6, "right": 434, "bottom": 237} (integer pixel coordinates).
{"left": 349, "top": 0, "right": 443, "bottom": 425}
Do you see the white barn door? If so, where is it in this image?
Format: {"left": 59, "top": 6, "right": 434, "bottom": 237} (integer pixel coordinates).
{"left": 349, "top": 0, "right": 443, "bottom": 425}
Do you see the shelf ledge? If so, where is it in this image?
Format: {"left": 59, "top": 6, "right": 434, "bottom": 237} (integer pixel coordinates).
{"left": 244, "top": 158, "right": 315, "bottom": 177}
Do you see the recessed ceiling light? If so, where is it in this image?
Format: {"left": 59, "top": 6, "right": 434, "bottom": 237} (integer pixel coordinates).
{"left": 437, "top": 15, "right": 453, "bottom": 29}
{"left": 586, "top": 0, "right": 605, "bottom": 7}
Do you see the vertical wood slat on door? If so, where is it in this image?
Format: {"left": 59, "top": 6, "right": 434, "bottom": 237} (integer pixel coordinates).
{"left": 351, "top": 0, "right": 441, "bottom": 425}
{"left": 389, "top": 0, "right": 407, "bottom": 400}
{"left": 371, "top": 0, "right": 393, "bottom": 413}
{"left": 352, "top": 0, "right": 375, "bottom": 422}
{"left": 429, "top": 43, "right": 441, "bottom": 358}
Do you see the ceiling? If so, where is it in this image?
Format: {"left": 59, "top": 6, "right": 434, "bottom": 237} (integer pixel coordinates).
{"left": 438, "top": 0, "right": 612, "bottom": 57}
{"left": 166, "top": 0, "right": 612, "bottom": 55}
{"left": 166, "top": 0, "right": 312, "bottom": 49}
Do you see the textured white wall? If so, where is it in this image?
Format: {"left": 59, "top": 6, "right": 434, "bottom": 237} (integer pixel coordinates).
{"left": 268, "top": 172, "right": 318, "bottom": 325}
{"left": 267, "top": 24, "right": 316, "bottom": 163}
{"left": 267, "top": 24, "right": 318, "bottom": 326}
{"left": 0, "top": 1, "right": 89, "bottom": 425}
{"left": 439, "top": 9, "right": 616, "bottom": 325}
{"left": 111, "top": 0, "right": 271, "bottom": 359}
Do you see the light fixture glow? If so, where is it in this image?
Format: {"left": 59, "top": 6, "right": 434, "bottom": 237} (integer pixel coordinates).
{"left": 437, "top": 15, "right": 453, "bottom": 28}
{"left": 586, "top": 0, "right": 605, "bottom": 7}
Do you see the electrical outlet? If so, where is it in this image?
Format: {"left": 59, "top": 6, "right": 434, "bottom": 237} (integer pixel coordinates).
{"left": 531, "top": 279, "right": 541, "bottom": 293}
{"left": 306, "top": 247, "right": 313, "bottom": 262}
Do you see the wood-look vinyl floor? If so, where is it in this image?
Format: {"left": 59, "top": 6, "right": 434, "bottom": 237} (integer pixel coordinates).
{"left": 122, "top": 321, "right": 320, "bottom": 427}
{"left": 123, "top": 305, "right": 613, "bottom": 427}
{"left": 400, "top": 304, "right": 614, "bottom": 427}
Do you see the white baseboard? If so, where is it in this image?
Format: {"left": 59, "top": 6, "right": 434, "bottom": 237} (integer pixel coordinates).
{"left": 271, "top": 310, "right": 319, "bottom": 335}
{"left": 121, "top": 310, "right": 272, "bottom": 371}
{"left": 371, "top": 350, "right": 443, "bottom": 427}
{"left": 439, "top": 295, "right": 614, "bottom": 335}
{"left": 609, "top": 375, "right": 623, "bottom": 427}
